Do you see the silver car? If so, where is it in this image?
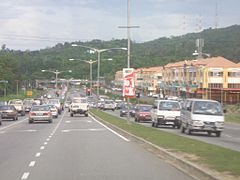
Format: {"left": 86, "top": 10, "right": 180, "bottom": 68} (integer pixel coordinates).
{"left": 29, "top": 105, "right": 53, "bottom": 123}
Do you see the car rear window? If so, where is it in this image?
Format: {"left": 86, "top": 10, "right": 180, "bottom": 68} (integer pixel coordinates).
{"left": 159, "top": 101, "right": 180, "bottom": 111}
{"left": 31, "top": 106, "right": 50, "bottom": 111}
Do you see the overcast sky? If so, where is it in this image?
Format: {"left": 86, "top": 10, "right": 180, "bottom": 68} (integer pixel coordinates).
{"left": 0, "top": 0, "right": 239, "bottom": 50}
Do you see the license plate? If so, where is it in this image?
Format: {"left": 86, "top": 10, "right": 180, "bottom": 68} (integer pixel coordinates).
{"left": 166, "top": 122, "right": 174, "bottom": 125}
{"left": 37, "top": 113, "right": 43, "bottom": 116}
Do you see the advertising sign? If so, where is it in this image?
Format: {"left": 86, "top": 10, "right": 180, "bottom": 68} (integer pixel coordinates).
{"left": 123, "top": 68, "right": 135, "bottom": 98}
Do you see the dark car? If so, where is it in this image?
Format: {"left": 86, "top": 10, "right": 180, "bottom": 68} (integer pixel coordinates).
{"left": 120, "top": 105, "right": 128, "bottom": 117}
{"left": 0, "top": 105, "right": 18, "bottom": 121}
{"left": 134, "top": 104, "right": 152, "bottom": 122}
{"left": 129, "top": 105, "right": 137, "bottom": 117}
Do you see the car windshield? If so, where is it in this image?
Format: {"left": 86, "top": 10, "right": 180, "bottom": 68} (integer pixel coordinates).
{"left": 105, "top": 101, "right": 113, "bottom": 104}
{"left": 139, "top": 106, "right": 152, "bottom": 112}
{"left": 48, "top": 100, "right": 59, "bottom": 104}
{"left": 9, "top": 100, "right": 22, "bottom": 105}
{"left": 31, "top": 106, "right": 50, "bottom": 111}
{"left": 193, "top": 101, "right": 223, "bottom": 115}
{"left": 0, "top": 106, "right": 13, "bottom": 110}
{"left": 159, "top": 101, "right": 180, "bottom": 111}
{"left": 72, "top": 99, "right": 87, "bottom": 103}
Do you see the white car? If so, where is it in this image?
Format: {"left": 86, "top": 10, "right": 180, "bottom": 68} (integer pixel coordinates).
{"left": 151, "top": 100, "right": 181, "bottom": 128}
{"left": 48, "top": 105, "right": 58, "bottom": 118}
{"left": 8, "top": 99, "right": 25, "bottom": 116}
{"left": 70, "top": 97, "right": 89, "bottom": 117}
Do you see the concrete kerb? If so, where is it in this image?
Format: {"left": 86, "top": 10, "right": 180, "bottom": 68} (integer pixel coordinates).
{"left": 90, "top": 112, "right": 221, "bottom": 180}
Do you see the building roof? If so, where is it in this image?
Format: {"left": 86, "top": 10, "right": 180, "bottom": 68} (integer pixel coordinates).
{"left": 164, "top": 56, "right": 240, "bottom": 69}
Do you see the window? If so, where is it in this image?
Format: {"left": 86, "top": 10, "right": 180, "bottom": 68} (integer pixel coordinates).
{"left": 209, "top": 72, "right": 223, "bottom": 77}
{"left": 209, "top": 83, "right": 223, "bottom": 88}
{"left": 228, "top": 72, "right": 240, "bottom": 77}
{"left": 228, "top": 84, "right": 240, "bottom": 88}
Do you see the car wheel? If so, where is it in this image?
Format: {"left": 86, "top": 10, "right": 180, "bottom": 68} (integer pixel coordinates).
{"left": 186, "top": 125, "right": 192, "bottom": 135}
{"left": 180, "top": 125, "right": 185, "bottom": 133}
{"left": 85, "top": 113, "right": 88, "bottom": 117}
{"left": 29, "top": 120, "right": 33, "bottom": 124}
{"left": 21, "top": 112, "right": 25, "bottom": 116}
{"left": 49, "top": 119, "right": 53, "bottom": 123}
{"left": 216, "top": 131, "right": 221, "bottom": 137}
{"left": 0, "top": 121, "right": 2, "bottom": 125}
{"left": 70, "top": 113, "right": 73, "bottom": 117}
{"left": 207, "top": 131, "right": 212, "bottom": 136}
{"left": 120, "top": 114, "right": 123, "bottom": 117}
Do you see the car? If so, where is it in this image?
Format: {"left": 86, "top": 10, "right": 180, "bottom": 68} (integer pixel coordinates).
{"left": 180, "top": 99, "right": 224, "bottom": 137}
{"left": 134, "top": 104, "right": 152, "bottom": 122}
{"left": 129, "top": 105, "right": 137, "bottom": 117}
{"left": 0, "top": 101, "right": 7, "bottom": 106}
{"left": 0, "top": 105, "right": 18, "bottom": 121}
{"left": 120, "top": 105, "right": 128, "bottom": 117}
{"left": 102, "top": 100, "right": 115, "bottom": 111}
{"left": 47, "top": 104, "right": 58, "bottom": 118}
{"left": 70, "top": 97, "right": 89, "bottom": 117}
{"left": 114, "top": 99, "right": 123, "bottom": 109}
{"left": 8, "top": 99, "right": 25, "bottom": 116}
{"left": 23, "top": 98, "right": 35, "bottom": 112}
{"left": 64, "top": 100, "right": 71, "bottom": 108}
{"left": 47, "top": 99, "right": 62, "bottom": 114}
{"left": 151, "top": 100, "right": 181, "bottom": 128}
{"left": 28, "top": 105, "right": 53, "bottom": 123}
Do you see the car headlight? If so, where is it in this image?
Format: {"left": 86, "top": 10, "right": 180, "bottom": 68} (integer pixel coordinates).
{"left": 192, "top": 120, "right": 203, "bottom": 126}
{"left": 215, "top": 122, "right": 224, "bottom": 127}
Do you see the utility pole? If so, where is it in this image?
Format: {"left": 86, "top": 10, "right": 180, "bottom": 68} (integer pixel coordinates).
{"left": 119, "top": 0, "right": 139, "bottom": 123}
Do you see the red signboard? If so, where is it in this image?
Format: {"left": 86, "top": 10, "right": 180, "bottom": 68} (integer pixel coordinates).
{"left": 123, "top": 68, "right": 135, "bottom": 98}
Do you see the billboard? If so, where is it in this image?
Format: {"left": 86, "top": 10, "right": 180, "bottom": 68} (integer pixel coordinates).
{"left": 123, "top": 68, "right": 135, "bottom": 98}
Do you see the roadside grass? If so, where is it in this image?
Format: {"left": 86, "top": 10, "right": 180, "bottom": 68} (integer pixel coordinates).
{"left": 91, "top": 109, "right": 240, "bottom": 177}
{"left": 225, "top": 114, "right": 240, "bottom": 124}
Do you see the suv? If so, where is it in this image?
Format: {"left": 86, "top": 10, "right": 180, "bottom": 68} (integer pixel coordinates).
{"left": 8, "top": 99, "right": 25, "bottom": 116}
{"left": 70, "top": 97, "right": 89, "bottom": 117}
{"left": 151, "top": 100, "right": 181, "bottom": 128}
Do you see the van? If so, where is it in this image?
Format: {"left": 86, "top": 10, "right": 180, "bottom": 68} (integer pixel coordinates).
{"left": 180, "top": 99, "right": 224, "bottom": 137}
{"left": 151, "top": 100, "right": 181, "bottom": 128}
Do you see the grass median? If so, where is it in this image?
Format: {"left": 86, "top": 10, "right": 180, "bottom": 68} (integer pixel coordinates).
{"left": 90, "top": 109, "right": 240, "bottom": 177}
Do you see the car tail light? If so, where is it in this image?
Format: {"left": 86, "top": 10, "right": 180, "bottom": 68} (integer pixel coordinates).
{"left": 29, "top": 112, "right": 36, "bottom": 116}
{"left": 43, "top": 112, "right": 50, "bottom": 116}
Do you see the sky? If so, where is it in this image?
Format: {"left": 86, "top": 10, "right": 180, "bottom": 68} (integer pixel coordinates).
{"left": 0, "top": 0, "right": 239, "bottom": 50}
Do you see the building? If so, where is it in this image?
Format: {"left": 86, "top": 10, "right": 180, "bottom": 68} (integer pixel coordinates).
{"left": 163, "top": 56, "right": 240, "bottom": 104}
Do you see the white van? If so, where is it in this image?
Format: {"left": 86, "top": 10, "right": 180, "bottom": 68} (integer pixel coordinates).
{"left": 151, "top": 100, "right": 181, "bottom": 128}
{"left": 180, "top": 99, "right": 224, "bottom": 137}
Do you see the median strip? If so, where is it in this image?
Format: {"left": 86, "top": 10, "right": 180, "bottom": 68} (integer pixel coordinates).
{"left": 90, "top": 109, "right": 240, "bottom": 180}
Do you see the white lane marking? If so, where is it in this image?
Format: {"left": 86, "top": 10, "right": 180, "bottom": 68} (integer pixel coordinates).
{"left": 50, "top": 133, "right": 54, "bottom": 136}
{"left": 65, "top": 121, "right": 71, "bottom": 123}
{"left": 0, "top": 118, "right": 27, "bottom": 132}
{"left": 88, "top": 120, "right": 92, "bottom": 123}
{"left": 50, "top": 110, "right": 66, "bottom": 135}
{"left": 224, "top": 134, "right": 232, "bottom": 138}
{"left": 90, "top": 114, "right": 130, "bottom": 142}
{"left": 61, "top": 128, "right": 105, "bottom": 133}
{"left": 44, "top": 142, "right": 48, "bottom": 145}
{"left": 46, "top": 138, "right": 50, "bottom": 141}
{"left": 29, "top": 161, "right": 36, "bottom": 167}
{"left": 35, "top": 153, "right": 41, "bottom": 157}
{"left": 40, "top": 146, "right": 45, "bottom": 150}
{"left": 49, "top": 135, "right": 52, "bottom": 138}
{"left": 15, "top": 129, "right": 37, "bottom": 133}
{"left": 21, "top": 172, "right": 30, "bottom": 179}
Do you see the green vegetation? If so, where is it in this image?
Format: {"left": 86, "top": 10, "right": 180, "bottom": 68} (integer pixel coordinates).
{"left": 91, "top": 109, "right": 240, "bottom": 177}
{"left": 0, "top": 90, "right": 43, "bottom": 101}
{"left": 225, "top": 114, "right": 240, "bottom": 124}
{"left": 1, "top": 25, "right": 240, "bottom": 96}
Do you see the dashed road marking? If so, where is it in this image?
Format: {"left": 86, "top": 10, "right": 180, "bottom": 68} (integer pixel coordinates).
{"left": 35, "top": 153, "right": 41, "bottom": 157}
{"left": 65, "top": 120, "right": 71, "bottom": 123}
{"left": 40, "top": 146, "right": 45, "bottom": 150}
{"left": 61, "top": 128, "right": 106, "bottom": 133}
{"left": 29, "top": 161, "right": 36, "bottom": 167}
{"left": 44, "top": 142, "right": 48, "bottom": 145}
{"left": 21, "top": 172, "right": 30, "bottom": 179}
{"left": 46, "top": 138, "right": 50, "bottom": 141}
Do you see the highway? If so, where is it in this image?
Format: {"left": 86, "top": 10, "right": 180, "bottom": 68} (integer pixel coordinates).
{"left": 107, "top": 109, "right": 240, "bottom": 152}
{"left": 0, "top": 110, "right": 193, "bottom": 180}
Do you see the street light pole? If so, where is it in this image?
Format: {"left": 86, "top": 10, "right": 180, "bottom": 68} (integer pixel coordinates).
{"left": 41, "top": 69, "right": 72, "bottom": 93}
{"left": 71, "top": 44, "right": 127, "bottom": 107}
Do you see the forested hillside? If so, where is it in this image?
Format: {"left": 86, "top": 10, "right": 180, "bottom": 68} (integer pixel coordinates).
{"left": 0, "top": 25, "right": 240, "bottom": 95}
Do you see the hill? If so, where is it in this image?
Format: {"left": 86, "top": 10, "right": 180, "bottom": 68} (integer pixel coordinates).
{"left": 0, "top": 25, "right": 240, "bottom": 95}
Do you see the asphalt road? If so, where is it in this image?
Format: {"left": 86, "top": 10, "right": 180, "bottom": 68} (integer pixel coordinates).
{"left": 0, "top": 110, "right": 193, "bottom": 180}
{"left": 107, "top": 109, "right": 240, "bottom": 152}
